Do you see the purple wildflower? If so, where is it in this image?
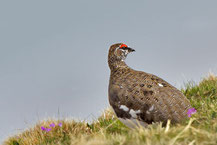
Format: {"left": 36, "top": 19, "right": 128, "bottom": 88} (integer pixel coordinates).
{"left": 41, "top": 126, "right": 46, "bottom": 131}
{"left": 187, "top": 108, "right": 197, "bottom": 117}
{"left": 46, "top": 128, "right": 52, "bottom": 132}
{"left": 50, "top": 123, "right": 55, "bottom": 128}
{"left": 58, "top": 123, "right": 62, "bottom": 127}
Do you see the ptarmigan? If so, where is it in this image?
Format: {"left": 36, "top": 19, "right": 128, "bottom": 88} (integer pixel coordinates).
{"left": 108, "top": 43, "right": 192, "bottom": 128}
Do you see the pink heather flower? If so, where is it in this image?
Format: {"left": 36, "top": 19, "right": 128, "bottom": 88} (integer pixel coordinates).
{"left": 46, "top": 128, "right": 52, "bottom": 132}
{"left": 41, "top": 126, "right": 46, "bottom": 131}
{"left": 49, "top": 123, "right": 55, "bottom": 128}
{"left": 187, "top": 108, "right": 197, "bottom": 117}
{"left": 58, "top": 123, "right": 62, "bottom": 127}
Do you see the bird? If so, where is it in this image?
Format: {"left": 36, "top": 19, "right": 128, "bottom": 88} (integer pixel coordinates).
{"left": 108, "top": 43, "right": 192, "bottom": 128}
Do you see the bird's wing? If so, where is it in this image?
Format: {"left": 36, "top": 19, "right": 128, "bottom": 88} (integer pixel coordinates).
{"left": 109, "top": 72, "right": 191, "bottom": 125}
{"left": 132, "top": 73, "right": 191, "bottom": 124}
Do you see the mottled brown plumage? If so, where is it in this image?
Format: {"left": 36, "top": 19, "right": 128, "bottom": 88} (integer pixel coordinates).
{"left": 108, "top": 43, "right": 192, "bottom": 128}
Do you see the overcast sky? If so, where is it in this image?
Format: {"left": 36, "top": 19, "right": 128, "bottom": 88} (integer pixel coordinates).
{"left": 1, "top": 0, "right": 217, "bottom": 142}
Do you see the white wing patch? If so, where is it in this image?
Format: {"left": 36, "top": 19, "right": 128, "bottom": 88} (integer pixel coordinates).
{"left": 146, "top": 105, "right": 155, "bottom": 114}
{"left": 129, "top": 109, "right": 141, "bottom": 118}
{"left": 120, "top": 105, "right": 129, "bottom": 112}
{"left": 149, "top": 105, "right": 155, "bottom": 111}
{"left": 158, "top": 83, "right": 164, "bottom": 87}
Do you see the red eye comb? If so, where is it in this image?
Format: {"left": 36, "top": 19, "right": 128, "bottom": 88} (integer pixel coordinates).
{"left": 120, "top": 44, "right": 128, "bottom": 48}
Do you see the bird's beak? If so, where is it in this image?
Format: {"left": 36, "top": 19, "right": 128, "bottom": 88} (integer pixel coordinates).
{"left": 119, "top": 46, "right": 135, "bottom": 52}
{"left": 127, "top": 47, "right": 135, "bottom": 52}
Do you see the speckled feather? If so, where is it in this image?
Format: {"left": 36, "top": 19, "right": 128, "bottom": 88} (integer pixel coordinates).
{"left": 108, "top": 43, "right": 192, "bottom": 127}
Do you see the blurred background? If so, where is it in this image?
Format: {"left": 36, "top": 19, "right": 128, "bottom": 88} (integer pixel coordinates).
{"left": 1, "top": 0, "right": 217, "bottom": 142}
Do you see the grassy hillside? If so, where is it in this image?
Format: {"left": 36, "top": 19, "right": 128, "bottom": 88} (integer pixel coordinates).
{"left": 4, "top": 74, "right": 217, "bottom": 145}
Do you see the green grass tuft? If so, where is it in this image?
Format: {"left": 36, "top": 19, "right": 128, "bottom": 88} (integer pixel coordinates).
{"left": 4, "top": 74, "right": 217, "bottom": 145}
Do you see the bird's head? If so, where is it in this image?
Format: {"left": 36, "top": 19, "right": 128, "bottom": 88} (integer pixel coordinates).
{"left": 108, "top": 43, "right": 135, "bottom": 61}
{"left": 108, "top": 43, "right": 135, "bottom": 69}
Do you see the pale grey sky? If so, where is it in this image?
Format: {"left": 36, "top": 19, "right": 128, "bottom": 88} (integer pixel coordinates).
{"left": 1, "top": 0, "right": 217, "bottom": 142}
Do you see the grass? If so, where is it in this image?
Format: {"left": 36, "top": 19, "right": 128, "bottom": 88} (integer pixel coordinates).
{"left": 4, "top": 74, "right": 217, "bottom": 145}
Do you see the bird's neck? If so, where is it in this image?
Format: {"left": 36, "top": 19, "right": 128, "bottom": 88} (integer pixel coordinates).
{"left": 108, "top": 60, "right": 129, "bottom": 72}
